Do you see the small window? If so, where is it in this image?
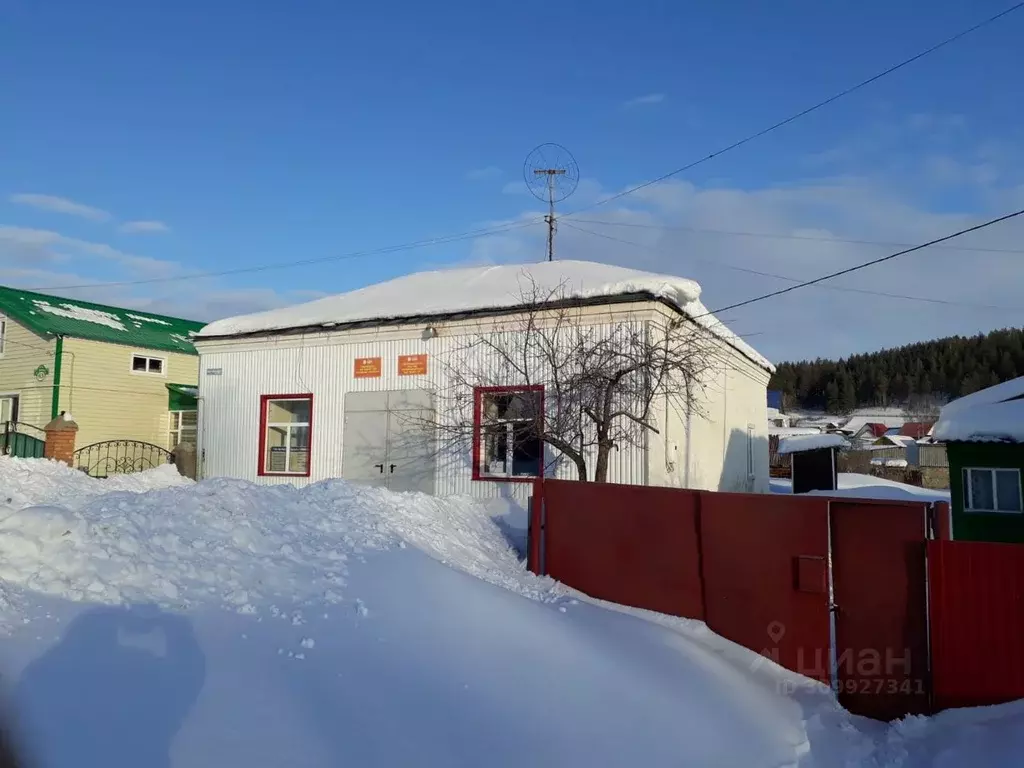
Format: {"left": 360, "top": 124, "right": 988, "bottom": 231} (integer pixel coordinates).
{"left": 962, "top": 467, "right": 1023, "bottom": 513}
{"left": 131, "top": 354, "right": 166, "bottom": 375}
{"left": 474, "top": 388, "right": 542, "bottom": 480}
{"left": 169, "top": 410, "right": 198, "bottom": 447}
{"left": 0, "top": 394, "right": 18, "bottom": 424}
{"left": 260, "top": 395, "right": 312, "bottom": 476}
{"left": 0, "top": 315, "right": 6, "bottom": 356}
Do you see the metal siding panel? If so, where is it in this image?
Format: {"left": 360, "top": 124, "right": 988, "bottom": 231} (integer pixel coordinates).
{"left": 198, "top": 318, "right": 663, "bottom": 495}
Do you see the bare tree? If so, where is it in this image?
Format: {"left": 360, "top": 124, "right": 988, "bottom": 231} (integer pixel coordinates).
{"left": 418, "top": 278, "right": 719, "bottom": 483}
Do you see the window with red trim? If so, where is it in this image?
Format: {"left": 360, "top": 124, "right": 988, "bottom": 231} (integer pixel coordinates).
{"left": 259, "top": 394, "right": 313, "bottom": 476}
{"left": 474, "top": 387, "right": 543, "bottom": 480}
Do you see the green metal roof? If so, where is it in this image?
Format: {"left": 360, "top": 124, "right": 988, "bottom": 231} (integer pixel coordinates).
{"left": 0, "top": 285, "right": 204, "bottom": 355}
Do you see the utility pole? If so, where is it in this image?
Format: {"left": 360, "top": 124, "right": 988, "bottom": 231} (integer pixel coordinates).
{"left": 534, "top": 168, "right": 566, "bottom": 261}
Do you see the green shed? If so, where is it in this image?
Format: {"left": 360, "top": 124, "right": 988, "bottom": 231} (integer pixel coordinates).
{"left": 933, "top": 376, "right": 1024, "bottom": 542}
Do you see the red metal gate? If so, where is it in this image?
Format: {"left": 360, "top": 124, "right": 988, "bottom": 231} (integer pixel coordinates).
{"left": 829, "top": 502, "right": 930, "bottom": 719}
{"left": 530, "top": 480, "right": 941, "bottom": 718}
{"left": 700, "top": 493, "right": 831, "bottom": 685}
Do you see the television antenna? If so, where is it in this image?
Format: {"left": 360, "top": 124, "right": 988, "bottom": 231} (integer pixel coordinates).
{"left": 523, "top": 143, "right": 579, "bottom": 261}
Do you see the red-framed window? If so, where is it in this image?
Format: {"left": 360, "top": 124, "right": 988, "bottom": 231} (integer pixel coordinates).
{"left": 472, "top": 386, "right": 544, "bottom": 482}
{"left": 258, "top": 393, "right": 313, "bottom": 477}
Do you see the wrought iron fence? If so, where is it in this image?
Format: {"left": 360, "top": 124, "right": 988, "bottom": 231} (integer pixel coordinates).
{"left": 1, "top": 421, "right": 46, "bottom": 459}
{"left": 73, "top": 439, "right": 172, "bottom": 478}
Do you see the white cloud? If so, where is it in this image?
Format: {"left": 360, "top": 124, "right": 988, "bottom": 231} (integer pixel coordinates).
{"left": 466, "top": 166, "right": 501, "bottom": 181}
{"left": 622, "top": 93, "right": 665, "bottom": 108}
{"left": 119, "top": 220, "right": 171, "bottom": 234}
{"left": 9, "top": 193, "right": 112, "bottom": 222}
{"left": 469, "top": 173, "right": 1024, "bottom": 363}
{"left": 0, "top": 226, "right": 178, "bottom": 276}
{"left": 502, "top": 180, "right": 529, "bottom": 195}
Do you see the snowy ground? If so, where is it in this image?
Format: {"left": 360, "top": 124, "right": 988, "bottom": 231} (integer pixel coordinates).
{"left": 771, "top": 472, "right": 951, "bottom": 503}
{"left": 0, "top": 458, "right": 1018, "bottom": 767}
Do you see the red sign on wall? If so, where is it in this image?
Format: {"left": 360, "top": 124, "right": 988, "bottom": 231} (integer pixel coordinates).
{"left": 398, "top": 354, "right": 428, "bottom": 376}
{"left": 354, "top": 357, "right": 382, "bottom": 378}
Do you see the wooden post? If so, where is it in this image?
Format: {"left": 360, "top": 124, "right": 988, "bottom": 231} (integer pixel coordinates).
{"left": 43, "top": 412, "right": 78, "bottom": 466}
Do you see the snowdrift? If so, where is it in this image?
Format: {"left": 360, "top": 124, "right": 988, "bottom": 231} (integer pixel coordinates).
{"left": 0, "top": 457, "right": 553, "bottom": 611}
{"left": 0, "top": 458, "right": 1020, "bottom": 767}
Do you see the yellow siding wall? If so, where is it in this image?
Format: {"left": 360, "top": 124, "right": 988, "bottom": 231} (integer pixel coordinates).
{"left": 58, "top": 338, "right": 199, "bottom": 449}
{"left": 0, "top": 316, "right": 56, "bottom": 427}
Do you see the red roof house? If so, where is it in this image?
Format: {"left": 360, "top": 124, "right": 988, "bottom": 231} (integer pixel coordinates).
{"left": 899, "top": 422, "right": 934, "bottom": 440}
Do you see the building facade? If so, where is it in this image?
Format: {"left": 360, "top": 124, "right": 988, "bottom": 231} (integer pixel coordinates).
{"left": 933, "top": 376, "right": 1024, "bottom": 542}
{"left": 0, "top": 286, "right": 202, "bottom": 453}
{"left": 195, "top": 262, "right": 774, "bottom": 501}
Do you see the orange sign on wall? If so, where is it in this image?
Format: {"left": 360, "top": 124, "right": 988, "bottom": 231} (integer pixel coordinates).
{"left": 354, "top": 357, "right": 382, "bottom": 378}
{"left": 398, "top": 354, "right": 428, "bottom": 376}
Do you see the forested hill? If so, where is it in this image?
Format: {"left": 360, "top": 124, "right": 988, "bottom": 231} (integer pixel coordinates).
{"left": 769, "top": 327, "right": 1024, "bottom": 413}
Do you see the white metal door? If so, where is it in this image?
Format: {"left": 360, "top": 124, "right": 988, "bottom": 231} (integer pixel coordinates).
{"left": 386, "top": 408, "right": 436, "bottom": 494}
{"left": 341, "top": 406, "right": 389, "bottom": 487}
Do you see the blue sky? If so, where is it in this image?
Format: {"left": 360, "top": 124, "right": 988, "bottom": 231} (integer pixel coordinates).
{"left": 2, "top": 0, "right": 1023, "bottom": 361}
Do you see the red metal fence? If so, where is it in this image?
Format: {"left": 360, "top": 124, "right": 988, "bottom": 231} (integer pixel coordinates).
{"left": 928, "top": 539, "right": 1024, "bottom": 710}
{"left": 539, "top": 481, "right": 705, "bottom": 619}
{"left": 530, "top": 481, "right": 1024, "bottom": 718}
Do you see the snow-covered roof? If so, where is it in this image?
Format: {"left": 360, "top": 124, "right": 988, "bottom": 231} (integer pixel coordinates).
{"left": 198, "top": 260, "right": 773, "bottom": 371}
{"left": 768, "top": 426, "right": 821, "bottom": 437}
{"left": 933, "top": 376, "right": 1024, "bottom": 443}
{"left": 777, "top": 433, "right": 850, "bottom": 455}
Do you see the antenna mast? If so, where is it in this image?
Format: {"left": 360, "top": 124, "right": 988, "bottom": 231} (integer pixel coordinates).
{"left": 524, "top": 144, "right": 579, "bottom": 261}
{"left": 534, "top": 168, "right": 565, "bottom": 261}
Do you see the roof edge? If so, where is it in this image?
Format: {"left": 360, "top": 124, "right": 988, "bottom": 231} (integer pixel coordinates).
{"left": 196, "top": 292, "right": 775, "bottom": 373}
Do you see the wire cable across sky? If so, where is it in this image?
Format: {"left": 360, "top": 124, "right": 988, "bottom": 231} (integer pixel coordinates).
{"left": 563, "top": 2, "right": 1024, "bottom": 216}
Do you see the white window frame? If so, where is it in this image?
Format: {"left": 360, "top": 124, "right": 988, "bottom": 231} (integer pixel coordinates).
{"left": 261, "top": 396, "right": 312, "bottom": 476}
{"left": 0, "top": 392, "right": 19, "bottom": 424}
{"left": 168, "top": 410, "right": 198, "bottom": 447}
{"left": 130, "top": 352, "right": 167, "bottom": 377}
{"left": 476, "top": 388, "right": 543, "bottom": 480}
{"left": 962, "top": 467, "right": 1023, "bottom": 514}
{"left": 0, "top": 315, "right": 6, "bottom": 357}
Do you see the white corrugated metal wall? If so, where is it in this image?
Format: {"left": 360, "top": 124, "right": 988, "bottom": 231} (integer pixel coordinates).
{"left": 196, "top": 304, "right": 771, "bottom": 499}
{"left": 196, "top": 319, "right": 649, "bottom": 499}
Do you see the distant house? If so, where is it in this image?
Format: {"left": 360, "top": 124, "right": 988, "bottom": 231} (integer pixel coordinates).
{"left": 933, "top": 376, "right": 1024, "bottom": 542}
{"left": 0, "top": 286, "right": 203, "bottom": 455}
{"left": 899, "top": 422, "right": 934, "bottom": 440}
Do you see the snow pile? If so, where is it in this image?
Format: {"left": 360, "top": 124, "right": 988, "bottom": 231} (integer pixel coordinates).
{"left": 126, "top": 313, "right": 171, "bottom": 326}
{"left": 0, "top": 457, "right": 188, "bottom": 510}
{"left": 822, "top": 474, "right": 948, "bottom": 503}
{"left": 0, "top": 463, "right": 552, "bottom": 612}
{"left": 198, "top": 260, "right": 773, "bottom": 371}
{"left": 768, "top": 426, "right": 821, "bottom": 437}
{"left": 933, "top": 376, "right": 1024, "bottom": 443}
{"left": 871, "top": 457, "right": 909, "bottom": 468}
{"left": 777, "top": 433, "right": 849, "bottom": 454}
{"left": 0, "top": 457, "right": 1021, "bottom": 767}
{"left": 31, "top": 299, "right": 127, "bottom": 331}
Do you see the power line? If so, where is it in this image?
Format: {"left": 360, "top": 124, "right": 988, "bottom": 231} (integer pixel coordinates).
{"left": 563, "top": 2, "right": 1024, "bottom": 216}
{"left": 561, "top": 219, "right": 1024, "bottom": 313}
{"left": 567, "top": 217, "right": 1024, "bottom": 255}
{"left": 705, "top": 207, "right": 1024, "bottom": 316}
{"left": 30, "top": 219, "right": 544, "bottom": 292}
